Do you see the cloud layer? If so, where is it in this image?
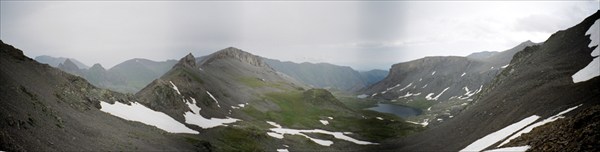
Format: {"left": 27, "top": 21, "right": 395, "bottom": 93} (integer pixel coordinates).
{"left": 1, "top": 1, "right": 598, "bottom": 70}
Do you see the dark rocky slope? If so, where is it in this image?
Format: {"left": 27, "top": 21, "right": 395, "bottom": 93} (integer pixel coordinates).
{"left": 379, "top": 10, "right": 600, "bottom": 151}
{"left": 0, "top": 40, "right": 208, "bottom": 151}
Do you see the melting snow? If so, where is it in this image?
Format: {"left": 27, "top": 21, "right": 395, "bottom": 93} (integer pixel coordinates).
{"left": 501, "top": 64, "right": 509, "bottom": 68}
{"left": 419, "top": 78, "right": 422, "bottom": 81}
{"left": 572, "top": 19, "right": 600, "bottom": 83}
{"left": 461, "top": 72, "right": 466, "bottom": 77}
{"left": 398, "top": 83, "right": 413, "bottom": 92}
{"left": 425, "top": 93, "right": 435, "bottom": 100}
{"left": 425, "top": 87, "right": 450, "bottom": 100}
{"left": 319, "top": 120, "right": 329, "bottom": 125}
{"left": 376, "top": 117, "right": 384, "bottom": 120}
{"left": 485, "top": 145, "right": 530, "bottom": 152}
{"left": 357, "top": 94, "right": 368, "bottom": 98}
{"left": 238, "top": 104, "right": 245, "bottom": 108}
{"left": 431, "top": 71, "right": 436, "bottom": 75}
{"left": 265, "top": 121, "right": 377, "bottom": 146}
{"left": 371, "top": 93, "right": 378, "bottom": 97}
{"left": 328, "top": 117, "right": 334, "bottom": 120}
{"left": 498, "top": 105, "right": 582, "bottom": 147}
{"left": 406, "top": 119, "right": 429, "bottom": 127}
{"left": 169, "top": 81, "right": 181, "bottom": 95}
{"left": 277, "top": 149, "right": 289, "bottom": 152}
{"left": 206, "top": 91, "right": 221, "bottom": 108}
{"left": 100, "top": 101, "right": 198, "bottom": 134}
{"left": 422, "top": 84, "right": 428, "bottom": 88}
{"left": 460, "top": 115, "right": 540, "bottom": 152}
{"left": 458, "top": 85, "right": 483, "bottom": 100}
{"left": 183, "top": 97, "right": 239, "bottom": 129}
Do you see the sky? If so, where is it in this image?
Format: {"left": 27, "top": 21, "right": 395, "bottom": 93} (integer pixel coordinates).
{"left": 1, "top": 1, "right": 598, "bottom": 71}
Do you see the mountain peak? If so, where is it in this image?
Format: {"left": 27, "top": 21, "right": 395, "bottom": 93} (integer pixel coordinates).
{"left": 59, "top": 59, "right": 80, "bottom": 70}
{"left": 89, "top": 63, "right": 106, "bottom": 71}
{"left": 204, "top": 47, "right": 268, "bottom": 67}
{"left": 175, "top": 53, "right": 197, "bottom": 68}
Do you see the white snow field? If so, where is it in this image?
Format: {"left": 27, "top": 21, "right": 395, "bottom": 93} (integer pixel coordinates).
{"left": 460, "top": 115, "right": 540, "bottom": 152}
{"left": 100, "top": 101, "right": 198, "bottom": 134}
{"left": 572, "top": 19, "right": 600, "bottom": 83}
{"left": 183, "top": 97, "right": 239, "bottom": 129}
{"left": 265, "top": 121, "right": 377, "bottom": 146}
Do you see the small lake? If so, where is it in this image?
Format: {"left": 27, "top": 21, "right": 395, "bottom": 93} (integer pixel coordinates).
{"left": 366, "top": 103, "right": 422, "bottom": 118}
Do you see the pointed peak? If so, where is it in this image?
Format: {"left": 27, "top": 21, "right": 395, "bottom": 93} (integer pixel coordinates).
{"left": 175, "top": 52, "right": 197, "bottom": 68}
{"left": 90, "top": 63, "right": 106, "bottom": 71}
{"left": 60, "top": 59, "right": 80, "bottom": 70}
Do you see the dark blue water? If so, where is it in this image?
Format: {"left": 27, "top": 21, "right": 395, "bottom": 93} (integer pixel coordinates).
{"left": 367, "top": 103, "right": 422, "bottom": 118}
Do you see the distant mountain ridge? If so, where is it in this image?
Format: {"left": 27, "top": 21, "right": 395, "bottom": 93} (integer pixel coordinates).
{"left": 35, "top": 55, "right": 90, "bottom": 69}
{"left": 48, "top": 57, "right": 177, "bottom": 93}
{"left": 264, "top": 58, "right": 388, "bottom": 92}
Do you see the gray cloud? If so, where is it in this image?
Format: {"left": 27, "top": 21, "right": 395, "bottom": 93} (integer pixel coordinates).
{"left": 1, "top": 1, "right": 598, "bottom": 70}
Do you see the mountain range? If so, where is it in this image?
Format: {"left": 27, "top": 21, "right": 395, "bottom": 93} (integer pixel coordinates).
{"left": 1, "top": 9, "right": 599, "bottom": 152}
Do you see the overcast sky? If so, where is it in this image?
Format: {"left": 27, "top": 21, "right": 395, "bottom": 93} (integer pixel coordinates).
{"left": 1, "top": 1, "right": 598, "bottom": 70}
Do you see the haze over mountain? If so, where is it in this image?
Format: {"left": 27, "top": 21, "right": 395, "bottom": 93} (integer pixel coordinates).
{"left": 1, "top": 1, "right": 599, "bottom": 152}
{"left": 2, "top": 1, "right": 597, "bottom": 70}
{"left": 42, "top": 57, "right": 177, "bottom": 93}
{"left": 264, "top": 58, "right": 388, "bottom": 92}
{"left": 35, "top": 55, "right": 90, "bottom": 69}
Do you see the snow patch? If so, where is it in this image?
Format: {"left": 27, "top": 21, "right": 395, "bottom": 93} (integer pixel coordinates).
{"left": 100, "top": 101, "right": 198, "bottom": 134}
{"left": 319, "top": 120, "right": 329, "bottom": 125}
{"left": 277, "top": 149, "right": 289, "bottom": 152}
{"left": 206, "top": 91, "right": 221, "bottom": 108}
{"left": 460, "top": 115, "right": 540, "bottom": 152}
{"left": 422, "top": 84, "right": 428, "bottom": 88}
{"left": 406, "top": 118, "right": 429, "bottom": 127}
{"left": 501, "top": 64, "right": 509, "bottom": 68}
{"left": 498, "top": 104, "right": 582, "bottom": 147}
{"left": 265, "top": 121, "right": 377, "bottom": 146}
{"left": 328, "top": 117, "right": 334, "bottom": 120}
{"left": 169, "top": 81, "right": 181, "bottom": 95}
{"left": 458, "top": 85, "right": 483, "bottom": 100}
{"left": 398, "top": 83, "right": 413, "bottom": 92}
{"left": 376, "top": 117, "right": 384, "bottom": 120}
{"left": 461, "top": 72, "right": 466, "bottom": 77}
{"left": 572, "top": 19, "right": 600, "bottom": 83}
{"left": 485, "top": 145, "right": 530, "bottom": 152}
{"left": 183, "top": 97, "right": 239, "bottom": 129}
{"left": 431, "top": 71, "right": 436, "bottom": 75}
{"left": 357, "top": 94, "right": 368, "bottom": 98}
{"left": 425, "top": 87, "right": 450, "bottom": 100}
{"left": 425, "top": 93, "right": 435, "bottom": 100}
